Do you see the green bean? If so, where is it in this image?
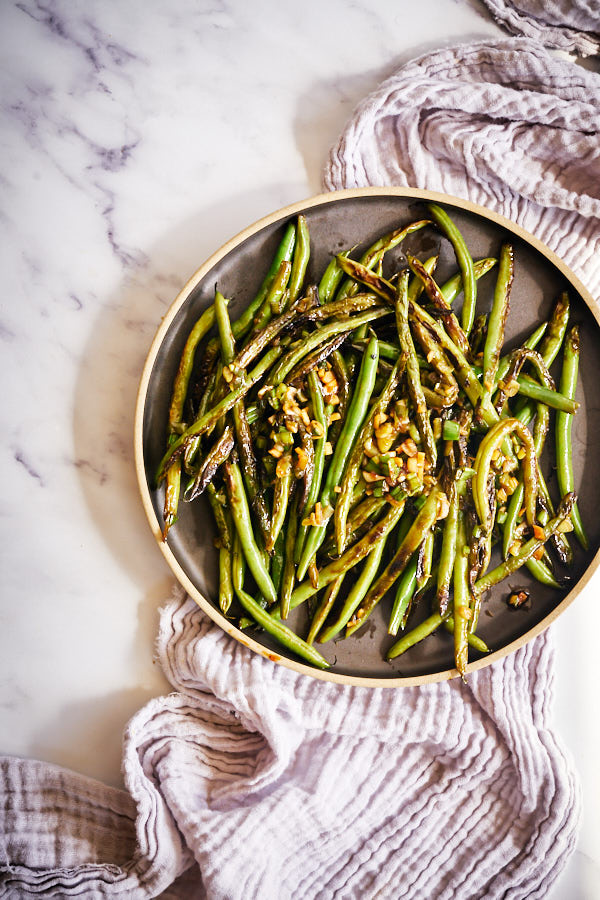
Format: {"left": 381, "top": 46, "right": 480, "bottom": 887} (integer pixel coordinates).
{"left": 493, "top": 348, "right": 555, "bottom": 416}
{"left": 407, "top": 254, "right": 471, "bottom": 359}
{"left": 297, "top": 336, "right": 380, "bottom": 580}
{"left": 502, "top": 483, "right": 523, "bottom": 561}
{"left": 286, "top": 215, "right": 310, "bottom": 307}
{"left": 286, "top": 332, "right": 348, "bottom": 385}
{"left": 231, "top": 528, "right": 246, "bottom": 593}
{"left": 387, "top": 612, "right": 447, "bottom": 659}
{"left": 282, "top": 502, "right": 406, "bottom": 614}
{"left": 494, "top": 322, "right": 548, "bottom": 391}
{"left": 235, "top": 588, "right": 329, "bottom": 669}
{"left": 270, "top": 529, "right": 285, "bottom": 596}
{"left": 453, "top": 506, "right": 471, "bottom": 677}
{"left": 525, "top": 555, "right": 560, "bottom": 588}
{"left": 206, "top": 483, "right": 231, "bottom": 551}
{"left": 229, "top": 292, "right": 317, "bottom": 376}
{"left": 161, "top": 449, "right": 181, "bottom": 540}
{"left": 409, "top": 317, "right": 459, "bottom": 408}
{"left": 482, "top": 243, "right": 513, "bottom": 398}
{"left": 336, "top": 219, "right": 431, "bottom": 300}
{"left": 218, "top": 520, "right": 234, "bottom": 615}
{"left": 387, "top": 556, "right": 419, "bottom": 637}
{"left": 329, "top": 349, "right": 351, "bottom": 440}
{"left": 475, "top": 494, "right": 575, "bottom": 594}
{"left": 361, "top": 218, "right": 432, "bottom": 269}
{"left": 427, "top": 203, "right": 477, "bottom": 335}
{"left": 323, "top": 496, "right": 387, "bottom": 559}
{"left": 352, "top": 339, "right": 398, "bottom": 362}
{"left": 305, "top": 292, "right": 383, "bottom": 321}
{"left": 539, "top": 291, "right": 571, "bottom": 367}
{"left": 468, "top": 524, "right": 493, "bottom": 596}
{"left": 267, "top": 308, "right": 389, "bottom": 388}
{"left": 408, "top": 255, "right": 438, "bottom": 304}
{"left": 168, "top": 305, "right": 216, "bottom": 432}
{"left": 556, "top": 326, "right": 588, "bottom": 549}
{"left": 395, "top": 270, "right": 437, "bottom": 465}
{"left": 223, "top": 460, "right": 277, "bottom": 605}
{"left": 183, "top": 363, "right": 221, "bottom": 472}
{"left": 161, "top": 303, "right": 219, "bottom": 536}
{"left": 319, "top": 536, "right": 388, "bottom": 642}
{"left": 335, "top": 255, "right": 396, "bottom": 303}
{"left": 512, "top": 379, "right": 578, "bottom": 413}
{"left": 235, "top": 401, "right": 271, "bottom": 542}
{"left": 294, "top": 372, "right": 330, "bottom": 563}
{"left": 387, "top": 510, "right": 420, "bottom": 635}
{"left": 252, "top": 260, "right": 292, "bottom": 331}
{"left": 473, "top": 418, "right": 538, "bottom": 532}
{"left": 469, "top": 315, "right": 488, "bottom": 359}
{"left": 268, "top": 452, "right": 293, "bottom": 553}
{"left": 233, "top": 222, "right": 296, "bottom": 341}
{"left": 212, "top": 289, "right": 236, "bottom": 364}
{"left": 334, "top": 355, "right": 404, "bottom": 555}
{"left": 409, "top": 300, "right": 496, "bottom": 421}
{"left": 319, "top": 249, "right": 353, "bottom": 302}
{"left": 439, "top": 257, "right": 497, "bottom": 305}
{"left": 307, "top": 575, "right": 345, "bottom": 644}
{"left": 184, "top": 423, "right": 235, "bottom": 501}
{"left": 387, "top": 608, "right": 491, "bottom": 660}
{"left": 297, "top": 422, "right": 316, "bottom": 513}
{"left": 280, "top": 494, "right": 299, "bottom": 620}
{"left": 417, "top": 529, "right": 435, "bottom": 590}
{"left": 444, "top": 618, "right": 489, "bottom": 653}
{"left": 156, "top": 346, "right": 282, "bottom": 482}
{"left": 346, "top": 487, "right": 443, "bottom": 635}
{"left": 436, "top": 479, "right": 458, "bottom": 615}
{"left": 214, "top": 290, "right": 271, "bottom": 542}
{"left": 512, "top": 293, "right": 570, "bottom": 419}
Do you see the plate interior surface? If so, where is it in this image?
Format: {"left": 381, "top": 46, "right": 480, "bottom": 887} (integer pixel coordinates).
{"left": 139, "top": 190, "right": 600, "bottom": 682}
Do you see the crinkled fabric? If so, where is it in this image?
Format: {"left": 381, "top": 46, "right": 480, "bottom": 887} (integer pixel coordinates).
{"left": 0, "top": 593, "right": 581, "bottom": 898}
{"left": 3, "top": 37, "right": 597, "bottom": 900}
{"left": 324, "top": 39, "right": 600, "bottom": 304}
{"left": 480, "top": 0, "right": 600, "bottom": 57}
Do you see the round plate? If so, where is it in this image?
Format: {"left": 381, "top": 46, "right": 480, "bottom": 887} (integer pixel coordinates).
{"left": 134, "top": 187, "right": 600, "bottom": 686}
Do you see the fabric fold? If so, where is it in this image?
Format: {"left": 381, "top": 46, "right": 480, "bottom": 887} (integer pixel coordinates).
{"left": 324, "top": 38, "right": 600, "bottom": 302}
{"left": 1, "top": 589, "right": 582, "bottom": 899}
{"left": 479, "top": 0, "right": 600, "bottom": 57}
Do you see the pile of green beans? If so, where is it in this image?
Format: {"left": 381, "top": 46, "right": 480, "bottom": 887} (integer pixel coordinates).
{"left": 157, "top": 205, "right": 586, "bottom": 676}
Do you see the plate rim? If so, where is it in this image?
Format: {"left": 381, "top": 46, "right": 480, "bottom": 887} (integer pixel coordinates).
{"left": 134, "top": 185, "right": 600, "bottom": 687}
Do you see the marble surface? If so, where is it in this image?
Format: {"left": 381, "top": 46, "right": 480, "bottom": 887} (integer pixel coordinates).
{"left": 0, "top": 0, "right": 598, "bottom": 896}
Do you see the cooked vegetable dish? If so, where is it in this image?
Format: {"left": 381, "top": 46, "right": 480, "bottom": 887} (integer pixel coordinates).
{"left": 156, "top": 203, "right": 586, "bottom": 675}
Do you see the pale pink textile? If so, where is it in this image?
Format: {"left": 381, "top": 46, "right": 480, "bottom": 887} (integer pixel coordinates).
{"left": 480, "top": 0, "right": 600, "bottom": 57}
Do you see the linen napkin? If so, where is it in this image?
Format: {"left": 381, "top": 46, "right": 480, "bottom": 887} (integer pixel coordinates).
{"left": 0, "top": 591, "right": 581, "bottom": 898}
{"left": 3, "top": 37, "right": 599, "bottom": 899}
{"left": 478, "top": 0, "right": 600, "bottom": 57}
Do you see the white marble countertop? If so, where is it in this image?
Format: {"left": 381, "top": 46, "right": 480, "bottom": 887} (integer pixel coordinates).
{"left": 1, "top": 1, "right": 598, "bottom": 896}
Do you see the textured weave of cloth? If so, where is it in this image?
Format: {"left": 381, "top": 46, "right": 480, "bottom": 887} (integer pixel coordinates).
{"left": 324, "top": 38, "right": 600, "bottom": 301}
{"left": 3, "top": 37, "right": 599, "bottom": 900}
{"left": 478, "top": 0, "right": 600, "bottom": 57}
{"left": 0, "top": 593, "right": 582, "bottom": 898}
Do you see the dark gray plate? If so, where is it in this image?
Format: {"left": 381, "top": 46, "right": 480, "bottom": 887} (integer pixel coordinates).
{"left": 135, "top": 188, "right": 600, "bottom": 685}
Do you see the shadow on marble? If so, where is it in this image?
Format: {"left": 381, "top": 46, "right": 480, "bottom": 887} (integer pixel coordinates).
{"left": 70, "top": 184, "right": 299, "bottom": 590}
{"left": 292, "top": 30, "right": 504, "bottom": 193}
{"left": 23, "top": 578, "right": 175, "bottom": 789}
{"left": 28, "top": 683, "right": 162, "bottom": 790}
